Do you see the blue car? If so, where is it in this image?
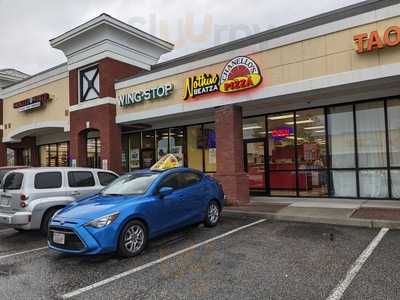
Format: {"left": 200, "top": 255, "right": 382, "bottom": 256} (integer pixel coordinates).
{"left": 48, "top": 168, "right": 224, "bottom": 257}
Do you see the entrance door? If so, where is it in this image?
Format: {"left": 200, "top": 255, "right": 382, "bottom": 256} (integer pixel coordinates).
{"left": 244, "top": 141, "right": 267, "bottom": 194}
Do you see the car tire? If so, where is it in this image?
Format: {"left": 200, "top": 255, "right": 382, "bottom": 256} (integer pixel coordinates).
{"left": 40, "top": 207, "right": 60, "bottom": 236}
{"left": 118, "top": 220, "right": 148, "bottom": 258}
{"left": 204, "top": 200, "right": 220, "bottom": 228}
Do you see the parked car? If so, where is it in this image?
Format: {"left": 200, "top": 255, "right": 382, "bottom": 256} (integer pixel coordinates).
{"left": 48, "top": 168, "right": 224, "bottom": 257}
{"left": 0, "top": 167, "right": 119, "bottom": 235}
{"left": 0, "top": 166, "right": 30, "bottom": 183}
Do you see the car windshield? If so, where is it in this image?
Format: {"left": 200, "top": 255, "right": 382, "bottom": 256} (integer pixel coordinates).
{"left": 101, "top": 173, "right": 160, "bottom": 196}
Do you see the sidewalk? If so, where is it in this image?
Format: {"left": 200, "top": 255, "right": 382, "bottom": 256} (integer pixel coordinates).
{"left": 223, "top": 197, "right": 400, "bottom": 229}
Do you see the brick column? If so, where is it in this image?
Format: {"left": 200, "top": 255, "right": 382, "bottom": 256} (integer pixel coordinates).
{"left": 215, "top": 105, "right": 249, "bottom": 206}
{"left": 69, "top": 130, "right": 88, "bottom": 167}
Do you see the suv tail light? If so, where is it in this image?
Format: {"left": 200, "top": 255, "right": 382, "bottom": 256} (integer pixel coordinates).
{"left": 20, "top": 194, "right": 28, "bottom": 201}
{"left": 20, "top": 201, "right": 27, "bottom": 208}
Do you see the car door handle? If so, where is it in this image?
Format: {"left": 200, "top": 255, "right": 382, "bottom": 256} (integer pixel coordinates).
{"left": 71, "top": 191, "right": 80, "bottom": 196}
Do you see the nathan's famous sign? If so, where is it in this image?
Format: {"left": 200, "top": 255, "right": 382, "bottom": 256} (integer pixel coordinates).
{"left": 183, "top": 56, "right": 262, "bottom": 100}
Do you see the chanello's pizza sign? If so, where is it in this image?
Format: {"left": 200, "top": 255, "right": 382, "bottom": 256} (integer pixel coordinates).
{"left": 183, "top": 56, "right": 262, "bottom": 100}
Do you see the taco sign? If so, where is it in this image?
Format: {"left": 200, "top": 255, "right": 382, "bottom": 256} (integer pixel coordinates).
{"left": 183, "top": 56, "right": 262, "bottom": 100}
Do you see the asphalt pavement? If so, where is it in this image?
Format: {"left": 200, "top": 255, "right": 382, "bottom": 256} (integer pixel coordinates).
{"left": 0, "top": 215, "right": 398, "bottom": 300}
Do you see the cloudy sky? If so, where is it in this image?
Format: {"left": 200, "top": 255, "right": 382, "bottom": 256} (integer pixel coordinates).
{"left": 0, "top": 0, "right": 363, "bottom": 75}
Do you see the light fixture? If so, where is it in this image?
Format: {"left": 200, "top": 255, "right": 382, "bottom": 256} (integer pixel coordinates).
{"left": 314, "top": 130, "right": 325, "bottom": 133}
{"left": 268, "top": 114, "right": 298, "bottom": 120}
{"left": 243, "top": 125, "right": 262, "bottom": 130}
{"left": 304, "top": 126, "right": 324, "bottom": 130}
{"left": 285, "top": 119, "right": 315, "bottom": 125}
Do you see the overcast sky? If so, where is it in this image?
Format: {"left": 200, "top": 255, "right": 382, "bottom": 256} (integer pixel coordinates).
{"left": 0, "top": 0, "right": 363, "bottom": 75}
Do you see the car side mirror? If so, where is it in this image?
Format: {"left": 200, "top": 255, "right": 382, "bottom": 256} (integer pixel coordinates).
{"left": 159, "top": 187, "right": 174, "bottom": 198}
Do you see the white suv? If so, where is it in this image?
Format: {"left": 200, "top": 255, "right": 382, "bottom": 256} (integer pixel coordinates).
{"left": 0, "top": 167, "right": 118, "bottom": 235}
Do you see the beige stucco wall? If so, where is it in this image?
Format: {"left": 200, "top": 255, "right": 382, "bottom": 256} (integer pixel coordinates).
{"left": 116, "top": 16, "right": 400, "bottom": 118}
{"left": 3, "top": 77, "right": 69, "bottom": 141}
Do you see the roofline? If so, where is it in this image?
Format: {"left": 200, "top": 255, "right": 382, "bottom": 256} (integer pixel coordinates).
{"left": 50, "top": 13, "right": 174, "bottom": 51}
{"left": 116, "top": 0, "right": 398, "bottom": 83}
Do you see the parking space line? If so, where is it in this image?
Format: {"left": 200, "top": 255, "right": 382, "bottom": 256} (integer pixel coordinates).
{"left": 0, "top": 246, "right": 48, "bottom": 261}
{"left": 0, "top": 229, "right": 14, "bottom": 233}
{"left": 326, "top": 227, "right": 389, "bottom": 300}
{"left": 61, "top": 219, "right": 267, "bottom": 299}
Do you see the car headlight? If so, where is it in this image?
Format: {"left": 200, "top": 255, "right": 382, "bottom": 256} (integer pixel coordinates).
{"left": 85, "top": 212, "right": 119, "bottom": 228}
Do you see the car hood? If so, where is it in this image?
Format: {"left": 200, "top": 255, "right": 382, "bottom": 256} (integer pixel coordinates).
{"left": 56, "top": 194, "right": 145, "bottom": 222}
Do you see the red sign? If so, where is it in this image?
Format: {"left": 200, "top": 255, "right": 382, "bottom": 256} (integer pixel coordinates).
{"left": 13, "top": 93, "right": 51, "bottom": 111}
{"left": 354, "top": 26, "right": 400, "bottom": 53}
{"left": 272, "top": 128, "right": 292, "bottom": 138}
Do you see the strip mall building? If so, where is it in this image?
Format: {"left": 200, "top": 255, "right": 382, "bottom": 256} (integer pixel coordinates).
{"left": 1, "top": 0, "right": 400, "bottom": 205}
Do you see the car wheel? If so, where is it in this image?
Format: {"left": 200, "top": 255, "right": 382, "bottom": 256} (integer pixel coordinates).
{"left": 40, "top": 207, "right": 59, "bottom": 236}
{"left": 204, "top": 200, "right": 220, "bottom": 227}
{"left": 118, "top": 220, "right": 148, "bottom": 258}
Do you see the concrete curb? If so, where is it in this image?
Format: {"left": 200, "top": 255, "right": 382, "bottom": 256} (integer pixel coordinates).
{"left": 223, "top": 210, "right": 400, "bottom": 230}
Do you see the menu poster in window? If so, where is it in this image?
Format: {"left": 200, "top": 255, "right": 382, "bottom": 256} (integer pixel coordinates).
{"left": 131, "top": 149, "right": 140, "bottom": 168}
{"left": 303, "top": 144, "right": 318, "bottom": 161}
{"left": 171, "top": 146, "right": 183, "bottom": 166}
{"left": 102, "top": 159, "right": 108, "bottom": 170}
{"left": 208, "top": 148, "right": 217, "bottom": 164}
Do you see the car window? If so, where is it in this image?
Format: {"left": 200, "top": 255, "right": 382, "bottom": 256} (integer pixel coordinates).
{"left": 0, "top": 170, "right": 10, "bottom": 183}
{"left": 181, "top": 172, "right": 202, "bottom": 188}
{"left": 101, "top": 173, "right": 160, "bottom": 196}
{"left": 158, "top": 173, "right": 182, "bottom": 191}
{"left": 98, "top": 172, "right": 118, "bottom": 186}
{"left": 35, "top": 172, "right": 62, "bottom": 189}
{"left": 3, "top": 172, "right": 24, "bottom": 190}
{"left": 68, "top": 171, "right": 95, "bottom": 188}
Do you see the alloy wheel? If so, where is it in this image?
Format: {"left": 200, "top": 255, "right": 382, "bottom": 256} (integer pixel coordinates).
{"left": 208, "top": 203, "right": 220, "bottom": 224}
{"left": 124, "top": 224, "right": 145, "bottom": 253}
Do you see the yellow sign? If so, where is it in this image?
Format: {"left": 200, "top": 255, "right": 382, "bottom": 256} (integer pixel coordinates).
{"left": 150, "top": 154, "right": 180, "bottom": 171}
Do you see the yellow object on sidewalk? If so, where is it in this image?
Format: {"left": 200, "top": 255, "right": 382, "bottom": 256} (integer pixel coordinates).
{"left": 150, "top": 154, "right": 180, "bottom": 171}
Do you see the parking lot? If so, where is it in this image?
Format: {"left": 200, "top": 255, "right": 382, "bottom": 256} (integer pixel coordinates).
{"left": 0, "top": 215, "right": 399, "bottom": 300}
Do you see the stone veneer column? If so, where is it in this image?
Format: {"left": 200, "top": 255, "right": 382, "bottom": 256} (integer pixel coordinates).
{"left": 215, "top": 105, "right": 250, "bottom": 206}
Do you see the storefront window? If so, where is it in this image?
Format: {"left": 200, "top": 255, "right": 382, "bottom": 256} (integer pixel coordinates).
{"left": 7, "top": 148, "right": 15, "bottom": 166}
{"left": 129, "top": 133, "right": 141, "bottom": 170}
{"left": 391, "top": 170, "right": 400, "bottom": 199}
{"left": 187, "top": 125, "right": 203, "bottom": 171}
{"left": 359, "top": 170, "right": 388, "bottom": 198}
{"left": 387, "top": 99, "right": 400, "bottom": 167}
{"left": 39, "top": 142, "right": 70, "bottom": 167}
{"left": 170, "top": 128, "right": 185, "bottom": 166}
{"left": 328, "top": 105, "right": 355, "bottom": 168}
{"left": 87, "top": 138, "right": 101, "bottom": 169}
{"left": 142, "top": 131, "right": 155, "bottom": 168}
{"left": 296, "top": 109, "right": 326, "bottom": 170}
{"left": 122, "top": 135, "right": 129, "bottom": 172}
{"left": 356, "top": 101, "right": 387, "bottom": 168}
{"left": 330, "top": 170, "right": 357, "bottom": 198}
{"left": 204, "top": 123, "right": 216, "bottom": 173}
{"left": 268, "top": 112, "right": 295, "bottom": 171}
{"left": 298, "top": 170, "right": 328, "bottom": 197}
{"left": 156, "top": 129, "right": 169, "bottom": 160}
{"left": 22, "top": 149, "right": 32, "bottom": 166}
{"left": 243, "top": 117, "right": 266, "bottom": 139}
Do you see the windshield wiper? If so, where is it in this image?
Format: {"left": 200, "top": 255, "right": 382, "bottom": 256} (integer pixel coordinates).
{"left": 102, "top": 193, "right": 124, "bottom": 196}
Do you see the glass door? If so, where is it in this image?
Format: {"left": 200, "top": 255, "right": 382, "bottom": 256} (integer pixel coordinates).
{"left": 244, "top": 141, "right": 267, "bottom": 194}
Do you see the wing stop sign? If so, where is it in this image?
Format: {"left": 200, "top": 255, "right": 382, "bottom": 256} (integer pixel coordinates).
{"left": 183, "top": 56, "right": 262, "bottom": 100}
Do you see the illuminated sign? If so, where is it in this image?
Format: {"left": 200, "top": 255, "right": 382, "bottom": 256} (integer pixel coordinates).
{"left": 271, "top": 127, "right": 293, "bottom": 140}
{"left": 13, "top": 93, "right": 52, "bottom": 112}
{"left": 220, "top": 56, "right": 262, "bottom": 93}
{"left": 183, "top": 74, "right": 219, "bottom": 100}
{"left": 119, "top": 83, "right": 174, "bottom": 107}
{"left": 354, "top": 26, "right": 400, "bottom": 53}
{"left": 183, "top": 56, "right": 262, "bottom": 100}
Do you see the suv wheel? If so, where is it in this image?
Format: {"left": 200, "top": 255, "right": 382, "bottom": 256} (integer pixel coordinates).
{"left": 118, "top": 220, "right": 148, "bottom": 258}
{"left": 204, "top": 200, "right": 220, "bottom": 227}
{"left": 40, "top": 208, "right": 60, "bottom": 236}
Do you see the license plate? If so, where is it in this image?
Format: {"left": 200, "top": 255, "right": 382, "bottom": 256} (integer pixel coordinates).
{"left": 0, "top": 197, "right": 9, "bottom": 207}
{"left": 53, "top": 232, "right": 65, "bottom": 245}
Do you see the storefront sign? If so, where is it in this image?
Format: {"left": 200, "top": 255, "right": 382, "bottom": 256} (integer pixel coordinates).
{"left": 354, "top": 26, "right": 400, "bottom": 53}
{"left": 271, "top": 127, "right": 293, "bottom": 140}
{"left": 13, "top": 93, "right": 52, "bottom": 112}
{"left": 119, "top": 83, "right": 174, "bottom": 107}
{"left": 219, "top": 56, "right": 262, "bottom": 93}
{"left": 183, "top": 56, "right": 262, "bottom": 100}
{"left": 183, "top": 74, "right": 220, "bottom": 100}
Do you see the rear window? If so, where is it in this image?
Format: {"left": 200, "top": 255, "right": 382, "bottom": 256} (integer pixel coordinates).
{"left": 68, "top": 171, "right": 95, "bottom": 187}
{"left": 34, "top": 172, "right": 62, "bottom": 189}
{"left": 3, "top": 172, "right": 24, "bottom": 190}
{"left": 98, "top": 172, "right": 118, "bottom": 186}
